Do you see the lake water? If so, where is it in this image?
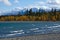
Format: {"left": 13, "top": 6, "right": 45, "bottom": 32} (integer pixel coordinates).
{"left": 0, "top": 21, "right": 60, "bottom": 38}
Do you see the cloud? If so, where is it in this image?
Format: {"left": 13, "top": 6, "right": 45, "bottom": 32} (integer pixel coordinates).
{"left": 13, "top": 7, "right": 23, "bottom": 11}
{"left": 16, "top": 7, "right": 23, "bottom": 9}
{"left": 47, "top": 0, "right": 60, "bottom": 5}
{"left": 47, "top": 0, "right": 60, "bottom": 9}
{"left": 0, "top": 0, "right": 19, "bottom": 6}
{"left": 3, "top": 0, "right": 12, "bottom": 6}
{"left": 26, "top": 1, "right": 48, "bottom": 9}
{"left": 0, "top": 0, "right": 12, "bottom": 6}
{"left": 14, "top": 0, "right": 19, "bottom": 3}
{"left": 27, "top": 0, "right": 60, "bottom": 9}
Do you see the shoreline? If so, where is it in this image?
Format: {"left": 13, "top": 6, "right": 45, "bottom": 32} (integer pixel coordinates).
{"left": 0, "top": 21, "right": 60, "bottom": 22}
{"left": 0, "top": 34, "right": 60, "bottom": 40}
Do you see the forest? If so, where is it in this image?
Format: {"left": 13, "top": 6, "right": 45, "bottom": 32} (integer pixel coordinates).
{"left": 0, "top": 8, "right": 60, "bottom": 21}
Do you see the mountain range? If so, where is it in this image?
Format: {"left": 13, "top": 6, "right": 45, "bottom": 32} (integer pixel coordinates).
{"left": 0, "top": 8, "right": 59, "bottom": 16}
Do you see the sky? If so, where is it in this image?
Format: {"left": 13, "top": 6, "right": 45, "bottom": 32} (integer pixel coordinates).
{"left": 0, "top": 0, "right": 60, "bottom": 14}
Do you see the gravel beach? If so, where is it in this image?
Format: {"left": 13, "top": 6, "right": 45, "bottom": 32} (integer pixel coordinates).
{"left": 0, "top": 34, "right": 60, "bottom": 40}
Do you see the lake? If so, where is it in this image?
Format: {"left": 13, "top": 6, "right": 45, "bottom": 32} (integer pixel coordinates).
{"left": 0, "top": 21, "right": 60, "bottom": 38}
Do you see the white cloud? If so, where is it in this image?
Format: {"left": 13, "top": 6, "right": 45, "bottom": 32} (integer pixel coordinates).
{"left": 47, "top": 0, "right": 60, "bottom": 5}
{"left": 26, "top": 1, "right": 47, "bottom": 9}
{"left": 0, "top": 0, "right": 12, "bottom": 6}
{"left": 12, "top": 7, "right": 23, "bottom": 11}
{"left": 14, "top": 0, "right": 19, "bottom": 3}
{"left": 47, "top": 0, "right": 60, "bottom": 9}
{"left": 3, "top": 0, "right": 12, "bottom": 6}
{"left": 16, "top": 7, "right": 23, "bottom": 9}
{"left": 27, "top": 0, "right": 60, "bottom": 9}
{"left": 0, "top": 0, "right": 19, "bottom": 6}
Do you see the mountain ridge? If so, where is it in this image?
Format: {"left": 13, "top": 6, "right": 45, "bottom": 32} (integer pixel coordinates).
{"left": 0, "top": 8, "right": 59, "bottom": 16}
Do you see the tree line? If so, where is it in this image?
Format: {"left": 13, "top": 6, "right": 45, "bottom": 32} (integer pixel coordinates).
{"left": 0, "top": 8, "right": 60, "bottom": 21}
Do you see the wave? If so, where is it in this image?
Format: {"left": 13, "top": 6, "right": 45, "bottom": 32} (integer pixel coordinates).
{"left": 47, "top": 25, "right": 60, "bottom": 28}
{"left": 7, "top": 32, "right": 24, "bottom": 36}
{"left": 52, "top": 25, "right": 60, "bottom": 28}
{"left": 29, "top": 28, "right": 45, "bottom": 33}
{"left": 6, "top": 34, "right": 16, "bottom": 36}
{"left": 32, "top": 24, "right": 36, "bottom": 26}
{"left": 45, "top": 25, "right": 48, "bottom": 27}
{"left": 33, "top": 30, "right": 45, "bottom": 33}
{"left": 30, "top": 28, "right": 40, "bottom": 30}
{"left": 54, "top": 24, "right": 59, "bottom": 25}
{"left": 0, "top": 32, "right": 25, "bottom": 37}
{"left": 10, "top": 30, "right": 24, "bottom": 33}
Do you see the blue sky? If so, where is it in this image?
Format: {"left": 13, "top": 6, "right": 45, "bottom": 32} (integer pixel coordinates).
{"left": 0, "top": 0, "right": 60, "bottom": 14}
{"left": 0, "top": 0, "right": 41, "bottom": 11}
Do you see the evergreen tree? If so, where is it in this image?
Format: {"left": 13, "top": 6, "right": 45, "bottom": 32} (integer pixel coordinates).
{"left": 24, "top": 9, "right": 29, "bottom": 16}
{"left": 18, "top": 12, "right": 21, "bottom": 16}
{"left": 29, "top": 9, "right": 33, "bottom": 16}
